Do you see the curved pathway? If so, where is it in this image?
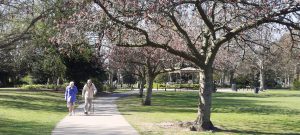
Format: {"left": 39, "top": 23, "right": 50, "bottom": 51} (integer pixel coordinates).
{"left": 52, "top": 93, "right": 139, "bottom": 135}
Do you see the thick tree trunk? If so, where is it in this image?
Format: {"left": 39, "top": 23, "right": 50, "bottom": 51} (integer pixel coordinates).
{"left": 190, "top": 68, "right": 215, "bottom": 131}
{"left": 143, "top": 76, "right": 154, "bottom": 105}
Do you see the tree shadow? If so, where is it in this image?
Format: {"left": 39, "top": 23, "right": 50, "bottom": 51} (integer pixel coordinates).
{"left": 212, "top": 98, "right": 300, "bottom": 115}
{"left": 218, "top": 129, "right": 300, "bottom": 135}
{"left": 117, "top": 91, "right": 300, "bottom": 134}
{"left": 0, "top": 92, "right": 66, "bottom": 112}
{"left": 0, "top": 117, "right": 52, "bottom": 135}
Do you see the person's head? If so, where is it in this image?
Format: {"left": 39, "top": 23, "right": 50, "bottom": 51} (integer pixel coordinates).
{"left": 87, "top": 79, "right": 92, "bottom": 85}
{"left": 69, "top": 81, "right": 75, "bottom": 87}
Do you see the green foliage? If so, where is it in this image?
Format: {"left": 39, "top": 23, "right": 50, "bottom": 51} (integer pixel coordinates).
{"left": 122, "top": 72, "right": 136, "bottom": 84}
{"left": 102, "top": 84, "right": 115, "bottom": 92}
{"left": 20, "top": 75, "right": 34, "bottom": 85}
{"left": 292, "top": 80, "right": 300, "bottom": 90}
{"left": 21, "top": 84, "right": 67, "bottom": 90}
{"left": 152, "top": 83, "right": 199, "bottom": 90}
{"left": 154, "top": 73, "right": 169, "bottom": 83}
{"left": 235, "top": 74, "right": 256, "bottom": 88}
{"left": 62, "top": 43, "right": 106, "bottom": 88}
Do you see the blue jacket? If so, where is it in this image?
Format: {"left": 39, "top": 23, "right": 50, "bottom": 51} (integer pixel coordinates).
{"left": 65, "top": 86, "right": 78, "bottom": 103}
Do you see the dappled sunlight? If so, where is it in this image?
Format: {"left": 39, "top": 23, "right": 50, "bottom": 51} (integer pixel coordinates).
{"left": 117, "top": 90, "right": 300, "bottom": 135}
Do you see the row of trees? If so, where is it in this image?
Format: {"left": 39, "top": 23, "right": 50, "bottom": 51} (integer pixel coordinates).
{"left": 89, "top": 0, "right": 300, "bottom": 131}
{"left": 0, "top": 1, "right": 106, "bottom": 88}
{"left": 214, "top": 33, "right": 300, "bottom": 90}
{"left": 1, "top": 0, "right": 300, "bottom": 132}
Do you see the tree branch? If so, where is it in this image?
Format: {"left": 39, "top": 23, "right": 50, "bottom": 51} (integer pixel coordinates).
{"left": 195, "top": 0, "right": 215, "bottom": 38}
{"left": 167, "top": 12, "right": 203, "bottom": 61}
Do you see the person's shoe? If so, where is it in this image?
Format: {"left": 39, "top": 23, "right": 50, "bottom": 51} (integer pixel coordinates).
{"left": 84, "top": 111, "right": 88, "bottom": 115}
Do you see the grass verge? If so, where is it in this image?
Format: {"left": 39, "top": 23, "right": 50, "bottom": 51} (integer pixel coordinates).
{"left": 116, "top": 90, "right": 300, "bottom": 135}
{"left": 0, "top": 89, "right": 67, "bottom": 135}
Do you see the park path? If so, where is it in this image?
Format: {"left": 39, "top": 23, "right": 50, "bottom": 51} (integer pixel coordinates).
{"left": 52, "top": 92, "right": 139, "bottom": 135}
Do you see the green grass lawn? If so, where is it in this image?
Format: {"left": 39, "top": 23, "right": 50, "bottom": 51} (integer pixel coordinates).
{"left": 0, "top": 89, "right": 68, "bottom": 135}
{"left": 116, "top": 90, "right": 300, "bottom": 135}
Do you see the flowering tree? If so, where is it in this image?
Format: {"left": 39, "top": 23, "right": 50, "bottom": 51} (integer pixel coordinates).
{"left": 91, "top": 0, "right": 300, "bottom": 131}
{"left": 214, "top": 46, "right": 242, "bottom": 86}
{"left": 110, "top": 46, "right": 178, "bottom": 104}
{"left": 271, "top": 34, "right": 300, "bottom": 87}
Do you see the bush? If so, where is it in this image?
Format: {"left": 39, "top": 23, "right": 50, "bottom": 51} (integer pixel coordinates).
{"left": 102, "top": 84, "right": 115, "bottom": 92}
{"left": 21, "top": 84, "right": 44, "bottom": 90}
{"left": 21, "top": 84, "right": 67, "bottom": 90}
{"left": 152, "top": 83, "right": 199, "bottom": 90}
{"left": 21, "top": 75, "right": 34, "bottom": 85}
{"left": 292, "top": 81, "right": 300, "bottom": 90}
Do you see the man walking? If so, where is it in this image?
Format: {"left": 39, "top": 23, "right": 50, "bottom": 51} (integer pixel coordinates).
{"left": 82, "top": 79, "right": 97, "bottom": 115}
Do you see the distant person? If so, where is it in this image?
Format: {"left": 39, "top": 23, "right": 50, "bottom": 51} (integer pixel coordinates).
{"left": 82, "top": 79, "right": 97, "bottom": 115}
{"left": 65, "top": 81, "right": 78, "bottom": 116}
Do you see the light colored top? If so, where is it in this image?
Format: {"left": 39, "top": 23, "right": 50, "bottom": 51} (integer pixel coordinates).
{"left": 82, "top": 83, "right": 97, "bottom": 99}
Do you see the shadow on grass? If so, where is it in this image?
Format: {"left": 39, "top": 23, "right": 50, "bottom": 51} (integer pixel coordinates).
{"left": 219, "top": 129, "right": 300, "bottom": 135}
{"left": 212, "top": 98, "right": 300, "bottom": 115}
{"left": 0, "top": 92, "right": 66, "bottom": 113}
{"left": 214, "top": 91, "right": 300, "bottom": 98}
{"left": 0, "top": 117, "right": 52, "bottom": 135}
{"left": 119, "top": 91, "right": 300, "bottom": 115}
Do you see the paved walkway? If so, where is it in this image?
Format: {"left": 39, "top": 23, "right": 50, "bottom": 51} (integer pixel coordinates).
{"left": 52, "top": 93, "right": 139, "bottom": 135}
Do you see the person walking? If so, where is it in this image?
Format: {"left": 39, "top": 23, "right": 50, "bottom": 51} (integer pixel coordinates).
{"left": 82, "top": 79, "right": 97, "bottom": 115}
{"left": 65, "top": 81, "right": 78, "bottom": 116}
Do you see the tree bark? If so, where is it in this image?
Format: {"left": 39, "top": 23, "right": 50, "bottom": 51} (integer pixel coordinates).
{"left": 294, "top": 63, "right": 300, "bottom": 81}
{"left": 143, "top": 75, "right": 154, "bottom": 106}
{"left": 229, "top": 70, "right": 235, "bottom": 85}
{"left": 190, "top": 67, "right": 215, "bottom": 131}
{"left": 56, "top": 77, "right": 60, "bottom": 86}
{"left": 139, "top": 78, "right": 146, "bottom": 97}
{"left": 221, "top": 69, "right": 225, "bottom": 87}
{"left": 259, "top": 60, "right": 266, "bottom": 91}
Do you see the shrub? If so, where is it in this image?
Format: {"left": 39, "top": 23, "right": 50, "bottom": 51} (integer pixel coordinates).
{"left": 102, "top": 84, "right": 115, "bottom": 92}
{"left": 21, "top": 84, "right": 67, "bottom": 90}
{"left": 152, "top": 83, "right": 199, "bottom": 90}
{"left": 21, "top": 84, "right": 44, "bottom": 90}
{"left": 292, "top": 81, "right": 300, "bottom": 90}
{"left": 21, "top": 75, "right": 34, "bottom": 85}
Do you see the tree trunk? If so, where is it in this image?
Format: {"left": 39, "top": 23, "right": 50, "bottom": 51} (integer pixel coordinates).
{"left": 221, "top": 69, "right": 225, "bottom": 87}
{"left": 229, "top": 70, "right": 234, "bottom": 85}
{"left": 259, "top": 61, "right": 266, "bottom": 91}
{"left": 56, "top": 77, "right": 60, "bottom": 86}
{"left": 143, "top": 76, "right": 154, "bottom": 106}
{"left": 139, "top": 79, "right": 146, "bottom": 97}
{"left": 190, "top": 68, "right": 215, "bottom": 131}
{"left": 294, "top": 63, "right": 300, "bottom": 81}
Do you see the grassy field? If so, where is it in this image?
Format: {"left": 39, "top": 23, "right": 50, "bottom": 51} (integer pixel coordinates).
{"left": 0, "top": 89, "right": 68, "bottom": 135}
{"left": 116, "top": 90, "right": 300, "bottom": 135}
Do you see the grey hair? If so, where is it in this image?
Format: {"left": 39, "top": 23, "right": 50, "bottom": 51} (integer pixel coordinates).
{"left": 87, "top": 79, "right": 92, "bottom": 84}
{"left": 69, "top": 81, "right": 74, "bottom": 86}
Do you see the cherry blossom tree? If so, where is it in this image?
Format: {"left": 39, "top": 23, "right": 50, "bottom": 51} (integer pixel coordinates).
{"left": 91, "top": 0, "right": 300, "bottom": 131}
{"left": 110, "top": 46, "right": 179, "bottom": 105}
{"left": 214, "top": 46, "right": 242, "bottom": 87}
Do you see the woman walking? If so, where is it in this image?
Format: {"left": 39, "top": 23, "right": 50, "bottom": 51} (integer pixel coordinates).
{"left": 65, "top": 81, "right": 78, "bottom": 116}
